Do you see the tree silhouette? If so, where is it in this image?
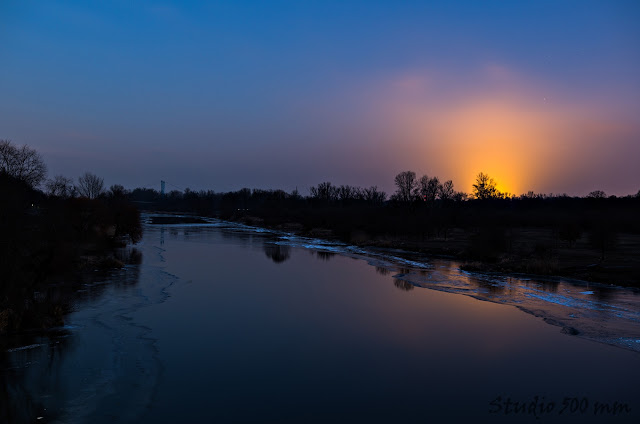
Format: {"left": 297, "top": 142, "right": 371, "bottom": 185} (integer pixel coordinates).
{"left": 108, "top": 184, "right": 128, "bottom": 199}
{"left": 439, "top": 180, "right": 455, "bottom": 201}
{"left": 472, "top": 172, "right": 498, "bottom": 200}
{"left": 587, "top": 190, "right": 606, "bottom": 199}
{"left": 45, "top": 175, "right": 75, "bottom": 198}
{"left": 310, "top": 181, "right": 338, "bottom": 202}
{"left": 425, "top": 177, "right": 440, "bottom": 202}
{"left": 0, "top": 139, "right": 47, "bottom": 188}
{"left": 415, "top": 175, "right": 429, "bottom": 200}
{"left": 76, "top": 172, "right": 104, "bottom": 199}
{"left": 393, "top": 171, "right": 417, "bottom": 202}
{"left": 361, "top": 186, "right": 386, "bottom": 204}
{"left": 337, "top": 184, "right": 356, "bottom": 202}
{"left": 414, "top": 175, "right": 440, "bottom": 202}
{"left": 453, "top": 191, "right": 468, "bottom": 202}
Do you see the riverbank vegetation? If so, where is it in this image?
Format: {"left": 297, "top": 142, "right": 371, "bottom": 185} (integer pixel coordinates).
{"left": 1, "top": 140, "right": 142, "bottom": 334}
{"left": 2, "top": 135, "right": 639, "bottom": 337}
{"left": 131, "top": 172, "right": 640, "bottom": 286}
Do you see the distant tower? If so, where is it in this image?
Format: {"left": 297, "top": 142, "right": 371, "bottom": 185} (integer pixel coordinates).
{"left": 161, "top": 180, "right": 166, "bottom": 197}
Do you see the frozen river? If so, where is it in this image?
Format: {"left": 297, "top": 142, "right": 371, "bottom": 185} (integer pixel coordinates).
{"left": 2, "top": 215, "right": 640, "bottom": 423}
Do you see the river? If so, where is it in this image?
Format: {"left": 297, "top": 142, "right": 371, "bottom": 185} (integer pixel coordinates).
{"left": 2, "top": 214, "right": 640, "bottom": 423}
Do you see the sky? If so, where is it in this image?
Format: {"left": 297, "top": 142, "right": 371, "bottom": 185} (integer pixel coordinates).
{"left": 1, "top": 0, "right": 639, "bottom": 195}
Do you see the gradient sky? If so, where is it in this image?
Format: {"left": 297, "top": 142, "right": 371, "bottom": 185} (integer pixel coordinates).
{"left": 1, "top": 0, "right": 639, "bottom": 195}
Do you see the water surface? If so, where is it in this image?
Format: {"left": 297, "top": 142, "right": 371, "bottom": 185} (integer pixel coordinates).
{"left": 2, "top": 215, "right": 640, "bottom": 423}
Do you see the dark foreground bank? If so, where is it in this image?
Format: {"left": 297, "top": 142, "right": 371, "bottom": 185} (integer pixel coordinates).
{"left": 0, "top": 173, "right": 142, "bottom": 335}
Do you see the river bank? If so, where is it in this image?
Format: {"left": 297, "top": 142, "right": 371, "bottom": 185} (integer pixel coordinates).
{"left": 147, "top": 213, "right": 640, "bottom": 353}
{"left": 133, "top": 185, "right": 640, "bottom": 288}
{"left": 213, "top": 212, "right": 640, "bottom": 288}
{"left": 0, "top": 174, "right": 143, "bottom": 335}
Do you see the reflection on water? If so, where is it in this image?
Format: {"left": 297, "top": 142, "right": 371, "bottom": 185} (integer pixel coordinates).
{"left": 395, "top": 265, "right": 640, "bottom": 351}
{"left": 375, "top": 266, "right": 391, "bottom": 276}
{"left": 393, "top": 279, "right": 414, "bottom": 291}
{"left": 0, "top": 333, "right": 75, "bottom": 423}
{"left": 263, "top": 243, "right": 291, "bottom": 264}
{"left": 223, "top": 217, "right": 640, "bottom": 352}
{"left": 315, "top": 251, "right": 335, "bottom": 261}
{"left": 2, "top": 215, "right": 640, "bottom": 423}
{"left": 1, "top": 247, "right": 145, "bottom": 424}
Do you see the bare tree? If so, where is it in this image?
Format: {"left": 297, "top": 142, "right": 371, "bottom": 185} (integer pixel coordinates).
{"left": 76, "top": 172, "right": 104, "bottom": 199}
{"left": 453, "top": 191, "right": 468, "bottom": 202}
{"left": 439, "top": 180, "right": 455, "bottom": 201}
{"left": 0, "top": 139, "right": 47, "bottom": 188}
{"left": 362, "top": 186, "right": 387, "bottom": 204}
{"left": 0, "top": 140, "right": 12, "bottom": 169}
{"left": 414, "top": 175, "right": 430, "bottom": 200}
{"left": 108, "top": 184, "right": 128, "bottom": 199}
{"left": 337, "top": 184, "right": 356, "bottom": 202}
{"left": 290, "top": 187, "right": 302, "bottom": 200}
{"left": 393, "top": 171, "right": 417, "bottom": 202}
{"left": 310, "top": 182, "right": 338, "bottom": 202}
{"left": 587, "top": 190, "right": 606, "bottom": 199}
{"left": 46, "top": 175, "right": 75, "bottom": 197}
{"left": 415, "top": 175, "right": 441, "bottom": 202}
{"left": 472, "top": 172, "right": 498, "bottom": 200}
{"left": 425, "top": 177, "right": 440, "bottom": 202}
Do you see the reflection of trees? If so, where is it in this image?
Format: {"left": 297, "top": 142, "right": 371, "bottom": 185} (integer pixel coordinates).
{"left": 393, "top": 279, "right": 415, "bottom": 291}
{"left": 115, "top": 247, "right": 143, "bottom": 265}
{"left": 469, "top": 277, "right": 507, "bottom": 295}
{"left": 263, "top": 244, "right": 291, "bottom": 264}
{"left": 538, "top": 281, "right": 558, "bottom": 293}
{"left": 522, "top": 280, "right": 559, "bottom": 293}
{"left": 315, "top": 251, "right": 335, "bottom": 261}
{"left": 375, "top": 266, "right": 390, "bottom": 276}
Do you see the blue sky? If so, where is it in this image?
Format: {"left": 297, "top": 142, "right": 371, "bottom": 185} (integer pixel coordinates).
{"left": 1, "top": 0, "right": 639, "bottom": 195}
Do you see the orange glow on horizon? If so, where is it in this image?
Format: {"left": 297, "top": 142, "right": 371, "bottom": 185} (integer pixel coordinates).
{"left": 372, "top": 66, "right": 637, "bottom": 196}
{"left": 393, "top": 96, "right": 559, "bottom": 196}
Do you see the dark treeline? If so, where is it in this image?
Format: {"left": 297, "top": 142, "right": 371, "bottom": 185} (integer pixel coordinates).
{"left": 1, "top": 140, "right": 142, "bottom": 334}
{"left": 2, "top": 135, "right": 640, "bottom": 335}
{"left": 124, "top": 170, "right": 640, "bottom": 286}
{"left": 126, "top": 172, "right": 640, "bottom": 243}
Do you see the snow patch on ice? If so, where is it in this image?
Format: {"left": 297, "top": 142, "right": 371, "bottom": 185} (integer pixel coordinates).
{"left": 6, "top": 343, "right": 46, "bottom": 353}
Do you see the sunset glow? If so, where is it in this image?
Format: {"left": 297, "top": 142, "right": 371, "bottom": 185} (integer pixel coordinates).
{"left": 2, "top": 2, "right": 640, "bottom": 421}
{"left": 0, "top": 1, "right": 638, "bottom": 195}
{"left": 373, "top": 65, "right": 639, "bottom": 196}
